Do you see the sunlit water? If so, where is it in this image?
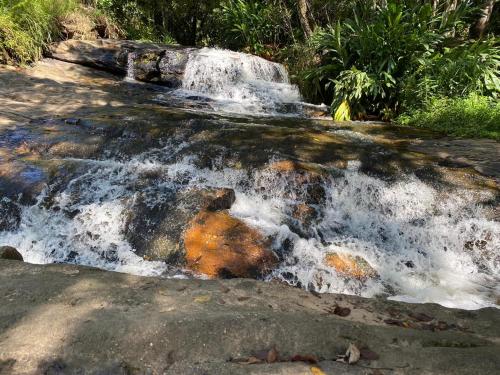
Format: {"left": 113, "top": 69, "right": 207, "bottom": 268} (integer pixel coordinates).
{"left": 2, "top": 132, "right": 499, "bottom": 310}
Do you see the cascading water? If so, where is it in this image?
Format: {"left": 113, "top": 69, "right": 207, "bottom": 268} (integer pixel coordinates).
{"left": 126, "top": 52, "right": 137, "bottom": 81}
{"left": 2, "top": 129, "right": 499, "bottom": 310}
{"left": 158, "top": 48, "right": 308, "bottom": 115}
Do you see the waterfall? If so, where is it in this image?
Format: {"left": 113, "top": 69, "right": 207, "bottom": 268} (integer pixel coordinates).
{"left": 2, "top": 134, "right": 499, "bottom": 310}
{"left": 174, "top": 48, "right": 302, "bottom": 115}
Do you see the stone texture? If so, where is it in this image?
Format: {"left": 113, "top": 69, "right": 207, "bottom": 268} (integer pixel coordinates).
{"left": 0, "top": 260, "right": 499, "bottom": 375}
{"left": 324, "top": 252, "right": 378, "bottom": 280}
{"left": 0, "top": 246, "right": 23, "bottom": 261}
{"left": 184, "top": 210, "right": 278, "bottom": 278}
{"left": 48, "top": 39, "right": 194, "bottom": 86}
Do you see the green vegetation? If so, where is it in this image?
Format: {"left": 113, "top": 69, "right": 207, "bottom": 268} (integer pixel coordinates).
{"left": 0, "top": 0, "right": 77, "bottom": 64}
{"left": 0, "top": 0, "right": 498, "bottom": 138}
{"left": 398, "top": 94, "right": 500, "bottom": 139}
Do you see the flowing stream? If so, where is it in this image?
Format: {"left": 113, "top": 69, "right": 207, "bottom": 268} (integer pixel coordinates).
{"left": 1, "top": 50, "right": 499, "bottom": 311}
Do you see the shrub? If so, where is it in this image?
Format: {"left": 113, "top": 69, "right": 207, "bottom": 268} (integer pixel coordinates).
{"left": 0, "top": 0, "right": 78, "bottom": 64}
{"left": 303, "top": 0, "right": 499, "bottom": 121}
{"left": 398, "top": 94, "right": 500, "bottom": 140}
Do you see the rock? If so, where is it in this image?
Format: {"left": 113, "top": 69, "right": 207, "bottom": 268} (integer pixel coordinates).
{"left": 0, "top": 246, "right": 23, "bottom": 261}
{"left": 205, "top": 188, "right": 236, "bottom": 211}
{"left": 124, "top": 188, "right": 237, "bottom": 263}
{"left": 292, "top": 203, "right": 317, "bottom": 227}
{"left": 184, "top": 210, "right": 278, "bottom": 278}
{"left": 0, "top": 198, "right": 21, "bottom": 231}
{"left": 266, "top": 160, "right": 326, "bottom": 204}
{"left": 158, "top": 49, "right": 192, "bottom": 88}
{"left": 133, "top": 51, "right": 162, "bottom": 82}
{"left": 48, "top": 39, "right": 193, "bottom": 85}
{"left": 324, "top": 252, "right": 377, "bottom": 280}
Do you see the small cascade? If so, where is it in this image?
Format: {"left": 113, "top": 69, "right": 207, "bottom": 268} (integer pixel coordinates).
{"left": 126, "top": 52, "right": 136, "bottom": 81}
{"left": 2, "top": 135, "right": 499, "bottom": 310}
{"left": 175, "top": 48, "right": 302, "bottom": 115}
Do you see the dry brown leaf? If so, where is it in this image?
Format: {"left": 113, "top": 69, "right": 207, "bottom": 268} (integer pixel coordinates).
{"left": 267, "top": 347, "right": 279, "bottom": 363}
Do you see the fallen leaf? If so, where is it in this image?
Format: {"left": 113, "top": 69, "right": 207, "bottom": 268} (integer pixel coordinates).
{"left": 267, "top": 347, "right": 279, "bottom": 363}
{"left": 310, "top": 367, "right": 327, "bottom": 375}
{"left": 346, "top": 343, "right": 360, "bottom": 364}
{"left": 333, "top": 306, "right": 351, "bottom": 317}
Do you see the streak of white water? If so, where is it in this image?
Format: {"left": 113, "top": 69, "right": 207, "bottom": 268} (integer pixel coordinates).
{"left": 126, "top": 52, "right": 136, "bottom": 81}
{"left": 2, "top": 139, "right": 499, "bottom": 309}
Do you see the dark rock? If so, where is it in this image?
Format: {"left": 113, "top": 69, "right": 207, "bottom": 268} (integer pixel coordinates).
{"left": 48, "top": 39, "right": 193, "bottom": 86}
{"left": 205, "top": 188, "right": 236, "bottom": 211}
{"left": 158, "top": 49, "right": 192, "bottom": 88}
{"left": 124, "top": 188, "right": 237, "bottom": 263}
{"left": 0, "top": 198, "right": 21, "bottom": 231}
{"left": 133, "top": 51, "right": 162, "bottom": 82}
{"left": 0, "top": 246, "right": 23, "bottom": 261}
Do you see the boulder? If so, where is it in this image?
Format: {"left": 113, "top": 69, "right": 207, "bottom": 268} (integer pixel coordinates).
{"left": 0, "top": 198, "right": 21, "bottom": 231}
{"left": 124, "top": 188, "right": 237, "bottom": 263}
{"left": 0, "top": 246, "right": 23, "bottom": 261}
{"left": 184, "top": 210, "right": 278, "bottom": 278}
{"left": 48, "top": 40, "right": 193, "bottom": 86}
{"left": 324, "top": 252, "right": 377, "bottom": 280}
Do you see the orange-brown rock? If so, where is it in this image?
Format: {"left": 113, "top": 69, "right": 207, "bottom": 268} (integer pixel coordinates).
{"left": 324, "top": 252, "right": 377, "bottom": 280}
{"left": 184, "top": 210, "right": 278, "bottom": 278}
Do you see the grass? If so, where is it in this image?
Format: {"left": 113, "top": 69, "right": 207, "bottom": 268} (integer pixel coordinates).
{"left": 0, "top": 0, "right": 78, "bottom": 64}
{"left": 397, "top": 94, "right": 500, "bottom": 140}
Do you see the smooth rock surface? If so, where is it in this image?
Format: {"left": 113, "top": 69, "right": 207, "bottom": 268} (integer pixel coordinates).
{"left": 0, "top": 260, "right": 499, "bottom": 374}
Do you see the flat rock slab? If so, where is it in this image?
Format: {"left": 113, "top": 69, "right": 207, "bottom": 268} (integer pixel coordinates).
{"left": 0, "top": 260, "right": 499, "bottom": 374}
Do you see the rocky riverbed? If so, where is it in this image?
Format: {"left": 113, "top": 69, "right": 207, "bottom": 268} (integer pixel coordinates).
{"left": 0, "top": 41, "right": 499, "bottom": 374}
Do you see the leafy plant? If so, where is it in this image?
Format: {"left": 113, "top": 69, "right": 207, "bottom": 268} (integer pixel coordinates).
{"left": 303, "top": 0, "right": 497, "bottom": 120}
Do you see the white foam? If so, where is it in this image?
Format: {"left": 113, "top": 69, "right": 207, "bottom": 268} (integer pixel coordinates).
{"left": 2, "top": 143, "right": 498, "bottom": 309}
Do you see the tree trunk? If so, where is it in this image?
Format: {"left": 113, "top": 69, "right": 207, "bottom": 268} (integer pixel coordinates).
{"left": 298, "top": 0, "right": 314, "bottom": 39}
{"left": 470, "top": 0, "right": 495, "bottom": 38}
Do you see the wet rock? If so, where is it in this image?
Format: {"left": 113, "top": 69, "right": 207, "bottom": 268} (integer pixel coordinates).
{"left": 205, "top": 188, "right": 236, "bottom": 211}
{"left": 184, "top": 210, "right": 278, "bottom": 278}
{"left": 292, "top": 203, "right": 317, "bottom": 227}
{"left": 0, "top": 198, "right": 21, "bottom": 231}
{"left": 266, "top": 160, "right": 327, "bottom": 204}
{"left": 158, "top": 49, "right": 192, "bottom": 88}
{"left": 133, "top": 51, "right": 162, "bottom": 82}
{"left": 324, "top": 252, "right": 377, "bottom": 280}
{"left": 124, "top": 188, "right": 237, "bottom": 263}
{"left": 0, "top": 246, "right": 23, "bottom": 261}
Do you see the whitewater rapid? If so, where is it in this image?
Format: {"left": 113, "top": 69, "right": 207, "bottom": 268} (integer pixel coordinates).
{"left": 2, "top": 131, "right": 499, "bottom": 310}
